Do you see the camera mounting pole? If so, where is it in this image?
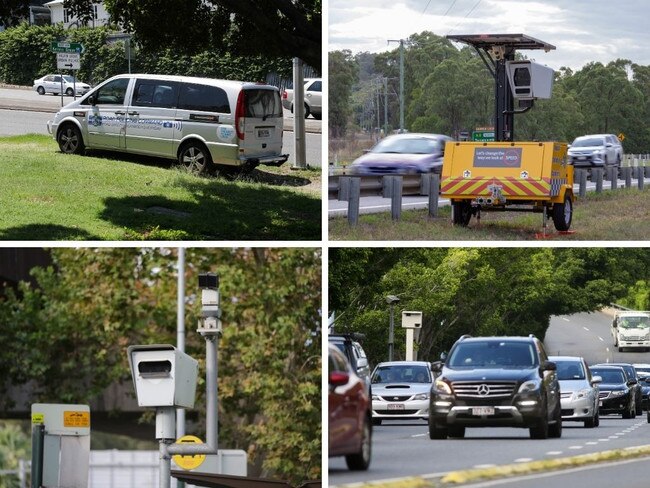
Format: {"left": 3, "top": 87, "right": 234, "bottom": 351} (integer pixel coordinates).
{"left": 446, "top": 34, "right": 555, "bottom": 142}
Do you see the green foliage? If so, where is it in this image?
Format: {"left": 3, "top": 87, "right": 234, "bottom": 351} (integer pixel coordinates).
{"left": 0, "top": 422, "right": 30, "bottom": 488}
{"left": 0, "top": 248, "right": 321, "bottom": 482}
{"left": 330, "top": 248, "right": 650, "bottom": 364}
{"left": 329, "top": 50, "right": 358, "bottom": 138}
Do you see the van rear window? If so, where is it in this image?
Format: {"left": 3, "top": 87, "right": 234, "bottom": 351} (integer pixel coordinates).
{"left": 178, "top": 84, "right": 230, "bottom": 113}
{"left": 245, "top": 89, "right": 282, "bottom": 118}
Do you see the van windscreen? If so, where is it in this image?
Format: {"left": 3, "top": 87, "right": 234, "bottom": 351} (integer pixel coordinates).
{"left": 245, "top": 89, "right": 282, "bottom": 118}
{"left": 178, "top": 84, "right": 230, "bottom": 113}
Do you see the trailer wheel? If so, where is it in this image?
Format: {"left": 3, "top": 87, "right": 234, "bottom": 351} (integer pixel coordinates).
{"left": 452, "top": 201, "right": 472, "bottom": 226}
{"left": 552, "top": 194, "right": 572, "bottom": 231}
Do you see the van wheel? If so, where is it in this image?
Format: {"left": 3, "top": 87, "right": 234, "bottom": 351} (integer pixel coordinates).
{"left": 178, "top": 142, "right": 213, "bottom": 175}
{"left": 552, "top": 193, "right": 572, "bottom": 231}
{"left": 57, "top": 123, "right": 85, "bottom": 154}
{"left": 37, "top": 86, "right": 45, "bottom": 95}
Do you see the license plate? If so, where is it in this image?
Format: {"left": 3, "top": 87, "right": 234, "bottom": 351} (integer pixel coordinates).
{"left": 387, "top": 404, "right": 404, "bottom": 410}
{"left": 257, "top": 128, "right": 271, "bottom": 138}
{"left": 599, "top": 401, "right": 603, "bottom": 407}
{"left": 578, "top": 156, "right": 586, "bottom": 160}
{"left": 472, "top": 407, "right": 495, "bottom": 416}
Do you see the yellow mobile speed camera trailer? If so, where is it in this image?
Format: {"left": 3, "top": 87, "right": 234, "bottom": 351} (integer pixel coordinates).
{"left": 442, "top": 34, "right": 575, "bottom": 232}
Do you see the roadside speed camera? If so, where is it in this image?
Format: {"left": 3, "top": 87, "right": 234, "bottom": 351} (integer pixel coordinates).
{"left": 401, "top": 311, "right": 423, "bottom": 329}
{"left": 506, "top": 60, "right": 554, "bottom": 100}
{"left": 127, "top": 344, "right": 199, "bottom": 408}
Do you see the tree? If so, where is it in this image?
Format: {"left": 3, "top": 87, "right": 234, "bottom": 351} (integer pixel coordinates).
{"left": 328, "top": 50, "right": 358, "bottom": 138}
{"left": 0, "top": 0, "right": 29, "bottom": 28}
{"left": 64, "top": 0, "right": 321, "bottom": 70}
{"left": 0, "top": 248, "right": 321, "bottom": 483}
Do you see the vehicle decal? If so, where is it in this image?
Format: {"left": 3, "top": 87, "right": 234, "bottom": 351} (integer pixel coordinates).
{"left": 87, "top": 114, "right": 181, "bottom": 131}
{"left": 217, "top": 125, "right": 236, "bottom": 142}
{"left": 442, "top": 177, "right": 551, "bottom": 197}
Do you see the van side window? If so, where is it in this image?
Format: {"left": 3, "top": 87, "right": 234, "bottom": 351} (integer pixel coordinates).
{"left": 93, "top": 78, "right": 129, "bottom": 105}
{"left": 178, "top": 84, "right": 230, "bottom": 113}
{"left": 133, "top": 80, "right": 178, "bottom": 108}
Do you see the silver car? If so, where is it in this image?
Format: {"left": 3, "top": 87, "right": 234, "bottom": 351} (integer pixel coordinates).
{"left": 567, "top": 134, "right": 622, "bottom": 168}
{"left": 370, "top": 361, "right": 432, "bottom": 425}
{"left": 550, "top": 356, "right": 601, "bottom": 428}
{"left": 33, "top": 74, "right": 91, "bottom": 96}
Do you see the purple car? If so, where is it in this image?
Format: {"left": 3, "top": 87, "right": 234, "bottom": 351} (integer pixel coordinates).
{"left": 350, "top": 133, "right": 453, "bottom": 176}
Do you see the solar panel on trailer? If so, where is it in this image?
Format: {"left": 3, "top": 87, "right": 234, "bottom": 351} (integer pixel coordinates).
{"left": 446, "top": 33, "right": 555, "bottom": 51}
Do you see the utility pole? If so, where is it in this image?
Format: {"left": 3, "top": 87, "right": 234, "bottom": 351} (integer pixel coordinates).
{"left": 383, "top": 77, "right": 389, "bottom": 136}
{"left": 388, "top": 39, "right": 407, "bottom": 133}
{"left": 375, "top": 78, "right": 380, "bottom": 139}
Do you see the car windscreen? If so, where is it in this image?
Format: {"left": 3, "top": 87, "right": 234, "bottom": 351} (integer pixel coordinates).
{"left": 245, "top": 89, "right": 282, "bottom": 118}
{"left": 372, "top": 137, "right": 440, "bottom": 155}
{"left": 372, "top": 365, "right": 430, "bottom": 384}
{"left": 448, "top": 341, "right": 537, "bottom": 368}
{"left": 619, "top": 316, "right": 650, "bottom": 329}
{"left": 572, "top": 137, "right": 605, "bottom": 147}
{"left": 591, "top": 369, "right": 625, "bottom": 384}
{"left": 555, "top": 360, "right": 586, "bottom": 380}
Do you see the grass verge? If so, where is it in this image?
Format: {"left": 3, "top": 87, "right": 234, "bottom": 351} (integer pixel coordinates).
{"left": 0, "top": 134, "right": 321, "bottom": 240}
{"left": 329, "top": 188, "right": 650, "bottom": 241}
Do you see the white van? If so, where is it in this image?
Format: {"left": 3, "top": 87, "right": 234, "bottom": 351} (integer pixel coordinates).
{"left": 47, "top": 74, "right": 288, "bottom": 173}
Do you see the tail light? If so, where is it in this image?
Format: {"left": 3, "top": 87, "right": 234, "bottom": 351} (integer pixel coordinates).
{"left": 282, "top": 90, "right": 288, "bottom": 100}
{"left": 235, "top": 90, "right": 246, "bottom": 140}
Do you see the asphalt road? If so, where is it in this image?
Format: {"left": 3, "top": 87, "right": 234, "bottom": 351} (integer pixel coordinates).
{"left": 0, "top": 86, "right": 322, "bottom": 167}
{"left": 329, "top": 310, "right": 650, "bottom": 487}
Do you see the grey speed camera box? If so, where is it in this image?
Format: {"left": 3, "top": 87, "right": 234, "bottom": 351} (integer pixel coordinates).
{"left": 506, "top": 60, "right": 554, "bottom": 100}
{"left": 127, "top": 344, "right": 199, "bottom": 408}
{"left": 401, "top": 311, "right": 423, "bottom": 329}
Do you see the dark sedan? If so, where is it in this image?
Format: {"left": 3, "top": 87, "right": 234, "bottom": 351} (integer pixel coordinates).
{"left": 349, "top": 133, "right": 453, "bottom": 176}
{"left": 590, "top": 365, "right": 637, "bottom": 418}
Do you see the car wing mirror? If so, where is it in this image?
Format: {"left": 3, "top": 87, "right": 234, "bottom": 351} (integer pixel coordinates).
{"left": 356, "top": 357, "right": 368, "bottom": 371}
{"left": 431, "top": 361, "right": 443, "bottom": 373}
{"left": 541, "top": 360, "right": 557, "bottom": 373}
{"left": 628, "top": 378, "right": 638, "bottom": 386}
{"left": 591, "top": 375, "right": 602, "bottom": 385}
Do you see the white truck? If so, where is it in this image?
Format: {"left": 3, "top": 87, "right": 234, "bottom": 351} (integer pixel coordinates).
{"left": 611, "top": 310, "right": 650, "bottom": 352}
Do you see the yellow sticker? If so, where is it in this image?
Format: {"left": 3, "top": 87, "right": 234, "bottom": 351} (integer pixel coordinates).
{"left": 172, "top": 435, "right": 206, "bottom": 470}
{"left": 63, "top": 411, "right": 90, "bottom": 428}
{"left": 32, "top": 413, "right": 44, "bottom": 425}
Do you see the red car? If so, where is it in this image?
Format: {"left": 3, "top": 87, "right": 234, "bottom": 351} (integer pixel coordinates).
{"left": 328, "top": 344, "right": 372, "bottom": 470}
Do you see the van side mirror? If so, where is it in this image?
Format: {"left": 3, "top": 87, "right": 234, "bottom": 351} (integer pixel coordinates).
{"left": 88, "top": 95, "right": 96, "bottom": 106}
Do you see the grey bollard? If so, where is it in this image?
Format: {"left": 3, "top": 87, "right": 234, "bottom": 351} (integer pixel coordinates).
{"left": 391, "top": 176, "right": 402, "bottom": 221}
{"left": 338, "top": 177, "right": 351, "bottom": 201}
{"left": 639, "top": 170, "right": 645, "bottom": 190}
{"left": 578, "top": 169, "right": 587, "bottom": 198}
{"left": 347, "top": 177, "right": 360, "bottom": 226}
{"left": 624, "top": 167, "right": 632, "bottom": 188}
{"left": 428, "top": 174, "right": 440, "bottom": 218}
{"left": 382, "top": 175, "right": 392, "bottom": 198}
{"left": 594, "top": 168, "right": 603, "bottom": 193}
{"left": 610, "top": 167, "right": 618, "bottom": 190}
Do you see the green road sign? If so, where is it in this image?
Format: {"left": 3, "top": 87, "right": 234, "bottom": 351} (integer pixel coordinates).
{"left": 472, "top": 130, "right": 495, "bottom": 142}
{"left": 51, "top": 42, "right": 84, "bottom": 54}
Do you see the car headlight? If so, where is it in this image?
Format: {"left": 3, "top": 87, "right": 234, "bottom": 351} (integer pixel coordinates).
{"left": 572, "top": 388, "right": 591, "bottom": 400}
{"left": 412, "top": 393, "right": 429, "bottom": 401}
{"left": 435, "top": 379, "right": 452, "bottom": 394}
{"left": 518, "top": 380, "right": 541, "bottom": 394}
{"left": 610, "top": 390, "right": 625, "bottom": 397}
{"left": 372, "top": 394, "right": 380, "bottom": 401}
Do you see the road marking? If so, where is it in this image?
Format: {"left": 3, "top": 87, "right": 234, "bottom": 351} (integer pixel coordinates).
{"left": 598, "top": 438, "right": 610, "bottom": 441}
{"left": 609, "top": 435, "right": 619, "bottom": 439}
{"left": 586, "top": 441, "right": 598, "bottom": 445}
{"left": 411, "top": 433, "right": 427, "bottom": 437}
{"left": 568, "top": 446, "right": 583, "bottom": 450}
{"left": 598, "top": 336, "right": 604, "bottom": 342}
{"left": 582, "top": 326, "right": 589, "bottom": 331}
{"left": 562, "top": 317, "right": 570, "bottom": 322}
{"left": 474, "top": 464, "right": 497, "bottom": 469}
{"left": 545, "top": 451, "right": 563, "bottom": 455}
{"left": 514, "top": 458, "right": 533, "bottom": 463}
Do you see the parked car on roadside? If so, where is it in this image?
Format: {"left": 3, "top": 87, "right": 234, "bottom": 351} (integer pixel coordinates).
{"left": 281, "top": 77, "right": 322, "bottom": 119}
{"left": 349, "top": 133, "right": 453, "bottom": 176}
{"left": 328, "top": 344, "right": 372, "bottom": 471}
{"left": 567, "top": 134, "right": 622, "bottom": 168}
{"left": 550, "top": 356, "right": 601, "bottom": 428}
{"left": 33, "top": 74, "right": 91, "bottom": 96}
{"left": 370, "top": 361, "right": 432, "bottom": 425}
{"left": 589, "top": 365, "right": 637, "bottom": 418}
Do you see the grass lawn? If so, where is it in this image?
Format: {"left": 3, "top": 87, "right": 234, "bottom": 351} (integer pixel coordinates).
{"left": 329, "top": 187, "right": 650, "bottom": 241}
{"left": 0, "top": 134, "right": 321, "bottom": 240}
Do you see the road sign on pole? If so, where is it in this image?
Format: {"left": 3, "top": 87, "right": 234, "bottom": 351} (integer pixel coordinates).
{"left": 51, "top": 42, "right": 84, "bottom": 54}
{"left": 57, "top": 52, "right": 80, "bottom": 70}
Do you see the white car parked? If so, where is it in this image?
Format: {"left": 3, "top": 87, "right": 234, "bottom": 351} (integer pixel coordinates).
{"left": 33, "top": 74, "right": 91, "bottom": 96}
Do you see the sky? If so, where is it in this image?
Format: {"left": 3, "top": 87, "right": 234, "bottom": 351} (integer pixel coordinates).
{"left": 328, "top": 0, "right": 650, "bottom": 70}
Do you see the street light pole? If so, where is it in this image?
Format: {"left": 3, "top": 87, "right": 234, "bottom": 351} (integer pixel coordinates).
{"left": 386, "top": 295, "right": 400, "bottom": 361}
{"left": 388, "top": 39, "right": 407, "bottom": 133}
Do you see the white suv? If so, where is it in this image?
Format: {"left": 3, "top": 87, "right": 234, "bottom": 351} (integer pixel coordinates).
{"left": 567, "top": 134, "right": 622, "bottom": 168}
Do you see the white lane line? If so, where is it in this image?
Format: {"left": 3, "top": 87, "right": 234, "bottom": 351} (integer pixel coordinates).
{"left": 569, "top": 446, "right": 583, "bottom": 450}
{"left": 586, "top": 441, "right": 598, "bottom": 445}
{"left": 583, "top": 326, "right": 590, "bottom": 331}
{"left": 474, "top": 464, "right": 497, "bottom": 469}
{"left": 609, "top": 435, "right": 619, "bottom": 439}
{"left": 606, "top": 347, "right": 610, "bottom": 352}
{"left": 599, "top": 438, "right": 610, "bottom": 441}
{"left": 514, "top": 458, "right": 534, "bottom": 463}
{"left": 598, "top": 336, "right": 604, "bottom": 342}
{"left": 562, "top": 317, "right": 571, "bottom": 322}
{"left": 546, "top": 451, "right": 563, "bottom": 455}
{"left": 411, "top": 433, "right": 427, "bottom": 437}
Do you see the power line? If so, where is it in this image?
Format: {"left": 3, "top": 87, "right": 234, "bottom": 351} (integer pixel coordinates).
{"left": 446, "top": 0, "right": 483, "bottom": 35}
{"left": 442, "top": 0, "right": 460, "bottom": 17}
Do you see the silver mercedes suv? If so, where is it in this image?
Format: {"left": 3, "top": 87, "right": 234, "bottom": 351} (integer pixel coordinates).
{"left": 567, "top": 134, "right": 622, "bottom": 168}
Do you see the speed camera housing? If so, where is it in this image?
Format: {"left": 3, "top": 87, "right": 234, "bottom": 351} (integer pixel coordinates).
{"left": 401, "top": 311, "right": 423, "bottom": 329}
{"left": 127, "top": 344, "right": 199, "bottom": 408}
{"left": 506, "top": 60, "right": 554, "bottom": 100}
